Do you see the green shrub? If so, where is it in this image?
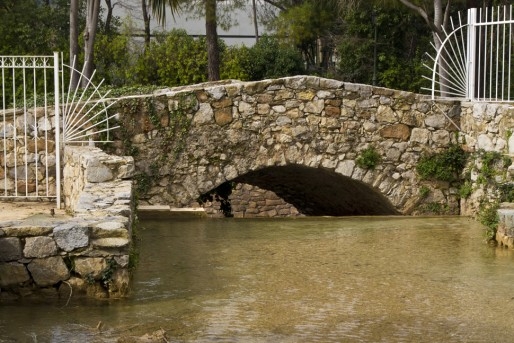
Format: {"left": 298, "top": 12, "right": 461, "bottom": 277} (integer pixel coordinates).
{"left": 133, "top": 29, "right": 208, "bottom": 86}
{"left": 420, "top": 202, "right": 450, "bottom": 215}
{"left": 499, "top": 183, "right": 514, "bottom": 203}
{"left": 419, "top": 185, "right": 430, "bottom": 199}
{"left": 221, "top": 45, "right": 251, "bottom": 81}
{"left": 416, "top": 144, "right": 467, "bottom": 182}
{"left": 459, "top": 181, "right": 473, "bottom": 199}
{"left": 243, "top": 35, "right": 305, "bottom": 81}
{"left": 356, "top": 146, "right": 381, "bottom": 170}
{"left": 478, "top": 201, "right": 499, "bottom": 241}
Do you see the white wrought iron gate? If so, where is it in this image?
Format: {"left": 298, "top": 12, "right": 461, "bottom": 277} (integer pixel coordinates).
{"left": 425, "top": 5, "right": 514, "bottom": 103}
{"left": 0, "top": 53, "right": 61, "bottom": 205}
{"left": 0, "top": 53, "right": 118, "bottom": 208}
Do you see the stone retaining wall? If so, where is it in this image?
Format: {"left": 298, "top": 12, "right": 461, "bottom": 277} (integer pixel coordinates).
{"left": 203, "top": 183, "right": 302, "bottom": 218}
{"left": 0, "top": 146, "right": 135, "bottom": 300}
{"left": 460, "top": 102, "right": 514, "bottom": 216}
{"left": 0, "top": 108, "right": 58, "bottom": 197}
{"left": 497, "top": 204, "right": 514, "bottom": 248}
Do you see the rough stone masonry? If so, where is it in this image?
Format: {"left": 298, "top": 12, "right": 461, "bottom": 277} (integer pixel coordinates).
{"left": 0, "top": 146, "right": 135, "bottom": 300}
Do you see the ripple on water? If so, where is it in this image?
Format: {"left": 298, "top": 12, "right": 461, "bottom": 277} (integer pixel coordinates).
{"left": 2, "top": 217, "right": 514, "bottom": 342}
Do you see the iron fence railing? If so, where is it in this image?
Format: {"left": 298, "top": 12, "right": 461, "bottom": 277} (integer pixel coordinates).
{"left": 425, "top": 5, "right": 514, "bottom": 103}
{"left": 0, "top": 53, "right": 61, "bottom": 205}
{"left": 0, "top": 53, "right": 118, "bottom": 208}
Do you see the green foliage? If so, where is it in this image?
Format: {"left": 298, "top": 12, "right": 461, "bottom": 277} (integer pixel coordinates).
{"left": 274, "top": 0, "right": 342, "bottom": 72}
{"left": 477, "top": 201, "right": 500, "bottom": 241}
{"left": 100, "top": 258, "right": 117, "bottom": 288}
{"left": 242, "top": 35, "right": 305, "bottom": 81}
{"left": 355, "top": 146, "right": 381, "bottom": 170}
{"left": 459, "top": 181, "right": 473, "bottom": 199}
{"left": 420, "top": 202, "right": 451, "bottom": 215}
{"left": 134, "top": 173, "right": 153, "bottom": 196}
{"left": 336, "top": 3, "right": 432, "bottom": 92}
{"left": 499, "top": 183, "right": 514, "bottom": 203}
{"left": 134, "top": 30, "right": 208, "bottom": 86}
{"left": 84, "top": 273, "right": 95, "bottom": 285}
{"left": 474, "top": 150, "right": 511, "bottom": 184}
{"left": 0, "top": 0, "right": 69, "bottom": 55}
{"left": 419, "top": 185, "right": 430, "bottom": 199}
{"left": 417, "top": 145, "right": 467, "bottom": 183}
{"left": 94, "top": 33, "right": 134, "bottom": 86}
{"left": 165, "top": 93, "right": 195, "bottom": 158}
{"left": 221, "top": 45, "right": 251, "bottom": 81}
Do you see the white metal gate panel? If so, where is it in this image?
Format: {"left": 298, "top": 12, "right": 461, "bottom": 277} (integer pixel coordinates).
{"left": 0, "top": 53, "right": 61, "bottom": 206}
{"left": 425, "top": 5, "right": 514, "bottom": 103}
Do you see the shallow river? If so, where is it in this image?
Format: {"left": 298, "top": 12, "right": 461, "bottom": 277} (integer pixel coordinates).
{"left": 2, "top": 216, "right": 514, "bottom": 342}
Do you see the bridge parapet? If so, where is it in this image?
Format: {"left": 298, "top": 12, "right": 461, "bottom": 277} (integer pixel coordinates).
{"left": 112, "top": 76, "right": 462, "bottom": 215}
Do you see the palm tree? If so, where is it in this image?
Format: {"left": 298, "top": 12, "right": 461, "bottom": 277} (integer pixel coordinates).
{"left": 148, "top": 0, "right": 221, "bottom": 81}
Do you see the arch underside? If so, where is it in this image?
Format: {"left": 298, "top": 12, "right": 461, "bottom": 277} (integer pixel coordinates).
{"left": 232, "top": 165, "right": 399, "bottom": 216}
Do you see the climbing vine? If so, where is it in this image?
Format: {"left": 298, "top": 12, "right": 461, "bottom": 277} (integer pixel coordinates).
{"left": 416, "top": 144, "right": 467, "bottom": 183}
{"left": 163, "top": 93, "right": 196, "bottom": 160}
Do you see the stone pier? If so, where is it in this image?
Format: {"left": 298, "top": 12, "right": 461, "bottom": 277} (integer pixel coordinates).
{"left": 0, "top": 146, "right": 135, "bottom": 300}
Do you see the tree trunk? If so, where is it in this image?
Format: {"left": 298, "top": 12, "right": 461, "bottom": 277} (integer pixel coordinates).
{"left": 83, "top": 0, "right": 101, "bottom": 87}
{"left": 69, "top": 0, "right": 80, "bottom": 90}
{"left": 252, "top": 0, "right": 259, "bottom": 43}
{"left": 205, "top": 0, "right": 220, "bottom": 81}
{"left": 104, "top": 0, "right": 113, "bottom": 34}
{"left": 433, "top": 0, "right": 450, "bottom": 96}
{"left": 142, "top": 0, "right": 151, "bottom": 48}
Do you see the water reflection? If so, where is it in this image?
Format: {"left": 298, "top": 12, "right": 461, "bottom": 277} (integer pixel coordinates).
{"left": 2, "top": 216, "right": 514, "bottom": 342}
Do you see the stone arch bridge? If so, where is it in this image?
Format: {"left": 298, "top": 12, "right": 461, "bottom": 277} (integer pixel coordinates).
{"left": 112, "top": 76, "right": 462, "bottom": 216}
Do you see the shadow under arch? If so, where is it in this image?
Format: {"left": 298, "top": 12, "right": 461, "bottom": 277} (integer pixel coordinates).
{"left": 228, "top": 165, "right": 399, "bottom": 216}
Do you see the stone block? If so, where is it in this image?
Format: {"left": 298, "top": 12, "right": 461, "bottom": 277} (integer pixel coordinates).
{"left": 15, "top": 181, "right": 36, "bottom": 194}
{"left": 379, "top": 124, "right": 410, "bottom": 141}
{"left": 74, "top": 257, "right": 107, "bottom": 279}
{"left": 114, "top": 255, "right": 129, "bottom": 268}
{"left": 58, "top": 276, "right": 86, "bottom": 296}
{"left": 27, "top": 256, "right": 70, "bottom": 287}
{"left": 26, "top": 139, "right": 55, "bottom": 153}
{"left": 304, "top": 100, "right": 325, "bottom": 114}
{"left": 108, "top": 268, "right": 130, "bottom": 297}
{"left": 53, "top": 223, "right": 90, "bottom": 252}
{"left": 410, "top": 128, "right": 430, "bottom": 144}
{"left": 92, "top": 221, "right": 128, "bottom": 239}
{"left": 86, "top": 161, "right": 113, "bottom": 183}
{"left": 214, "top": 107, "right": 233, "bottom": 126}
{"left": 193, "top": 103, "right": 214, "bottom": 124}
{"left": 0, "top": 237, "right": 22, "bottom": 261}
{"left": 92, "top": 237, "right": 129, "bottom": 248}
{"left": 0, "top": 262, "right": 30, "bottom": 287}
{"left": 425, "top": 114, "right": 447, "bottom": 128}
{"left": 23, "top": 236, "right": 58, "bottom": 258}
{"left": 1, "top": 226, "right": 53, "bottom": 238}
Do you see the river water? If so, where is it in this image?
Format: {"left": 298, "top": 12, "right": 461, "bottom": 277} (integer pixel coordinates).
{"left": 2, "top": 216, "right": 514, "bottom": 342}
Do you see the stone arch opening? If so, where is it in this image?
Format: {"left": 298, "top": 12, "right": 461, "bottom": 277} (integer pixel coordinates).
{"left": 203, "top": 165, "right": 399, "bottom": 217}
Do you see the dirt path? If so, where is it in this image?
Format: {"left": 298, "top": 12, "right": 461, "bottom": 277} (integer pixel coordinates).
{"left": 0, "top": 201, "right": 65, "bottom": 221}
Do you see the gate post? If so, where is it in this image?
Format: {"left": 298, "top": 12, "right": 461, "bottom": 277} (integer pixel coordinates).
{"left": 466, "top": 8, "right": 477, "bottom": 101}
{"left": 54, "top": 52, "right": 61, "bottom": 209}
